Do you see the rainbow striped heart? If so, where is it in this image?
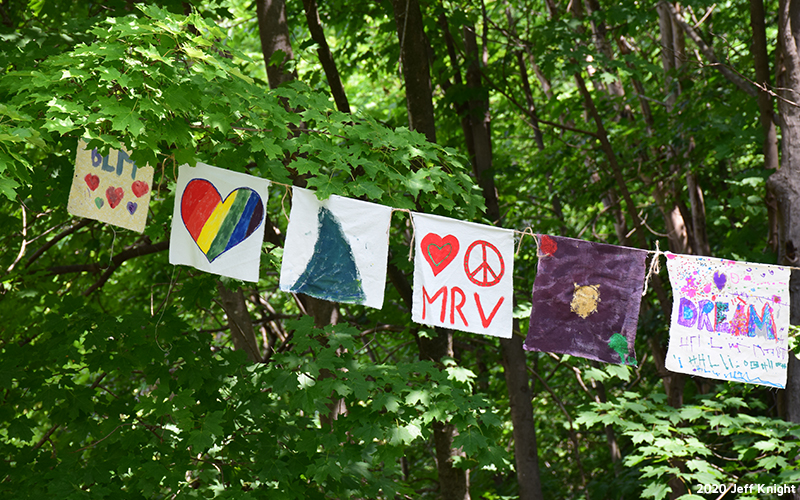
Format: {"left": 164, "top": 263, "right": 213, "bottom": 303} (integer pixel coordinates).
{"left": 181, "top": 179, "right": 264, "bottom": 262}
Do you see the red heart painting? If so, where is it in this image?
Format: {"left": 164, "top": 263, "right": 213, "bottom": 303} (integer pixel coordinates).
{"left": 84, "top": 174, "right": 100, "bottom": 191}
{"left": 539, "top": 234, "right": 558, "bottom": 257}
{"left": 131, "top": 180, "right": 149, "bottom": 198}
{"left": 106, "top": 186, "right": 124, "bottom": 209}
{"left": 421, "top": 233, "right": 459, "bottom": 276}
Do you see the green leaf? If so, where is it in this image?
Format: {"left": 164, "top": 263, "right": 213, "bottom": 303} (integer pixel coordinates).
{"left": 8, "top": 416, "right": 35, "bottom": 442}
{"left": 757, "top": 455, "right": 788, "bottom": 470}
{"left": 642, "top": 482, "right": 671, "bottom": 500}
{"left": 708, "top": 414, "right": 735, "bottom": 427}
{"left": 679, "top": 406, "right": 704, "bottom": 421}
{"left": 629, "top": 431, "right": 655, "bottom": 444}
{"left": 389, "top": 423, "right": 421, "bottom": 445}
{"left": 0, "top": 175, "right": 20, "bottom": 200}
{"left": 446, "top": 365, "right": 476, "bottom": 385}
{"left": 105, "top": 105, "right": 145, "bottom": 136}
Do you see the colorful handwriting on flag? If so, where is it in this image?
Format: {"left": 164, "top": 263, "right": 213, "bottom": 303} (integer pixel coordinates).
{"left": 68, "top": 140, "right": 154, "bottom": 232}
{"left": 665, "top": 254, "right": 790, "bottom": 388}
{"left": 411, "top": 213, "right": 513, "bottom": 338}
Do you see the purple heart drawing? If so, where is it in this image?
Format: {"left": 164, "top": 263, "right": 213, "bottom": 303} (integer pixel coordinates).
{"left": 127, "top": 201, "right": 137, "bottom": 215}
{"left": 713, "top": 271, "right": 726, "bottom": 290}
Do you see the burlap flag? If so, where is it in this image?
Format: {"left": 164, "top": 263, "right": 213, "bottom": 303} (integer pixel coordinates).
{"left": 169, "top": 163, "right": 269, "bottom": 282}
{"left": 411, "top": 213, "right": 514, "bottom": 338}
{"left": 665, "top": 253, "right": 790, "bottom": 388}
{"left": 524, "top": 235, "right": 647, "bottom": 365}
{"left": 279, "top": 187, "right": 393, "bottom": 309}
{"left": 67, "top": 140, "right": 154, "bottom": 232}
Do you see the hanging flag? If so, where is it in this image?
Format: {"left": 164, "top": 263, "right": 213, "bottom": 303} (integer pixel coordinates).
{"left": 524, "top": 235, "right": 647, "bottom": 365}
{"left": 665, "top": 253, "right": 790, "bottom": 388}
{"left": 169, "top": 162, "right": 269, "bottom": 282}
{"left": 67, "top": 139, "right": 154, "bottom": 232}
{"left": 279, "top": 187, "right": 393, "bottom": 309}
{"left": 411, "top": 213, "right": 514, "bottom": 338}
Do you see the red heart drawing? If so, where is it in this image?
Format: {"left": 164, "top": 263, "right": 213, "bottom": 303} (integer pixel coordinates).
{"left": 131, "top": 180, "right": 149, "bottom": 198}
{"left": 106, "top": 186, "right": 124, "bottom": 209}
{"left": 421, "top": 233, "right": 459, "bottom": 276}
{"left": 84, "top": 174, "right": 100, "bottom": 191}
{"left": 539, "top": 235, "right": 557, "bottom": 257}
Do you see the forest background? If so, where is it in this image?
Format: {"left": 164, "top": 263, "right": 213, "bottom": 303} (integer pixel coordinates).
{"left": 2, "top": 0, "right": 800, "bottom": 498}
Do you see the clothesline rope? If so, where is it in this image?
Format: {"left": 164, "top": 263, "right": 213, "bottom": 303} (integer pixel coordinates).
{"left": 389, "top": 208, "right": 415, "bottom": 256}
{"left": 268, "top": 183, "right": 800, "bottom": 273}
{"left": 642, "top": 241, "right": 662, "bottom": 296}
{"left": 516, "top": 227, "right": 536, "bottom": 256}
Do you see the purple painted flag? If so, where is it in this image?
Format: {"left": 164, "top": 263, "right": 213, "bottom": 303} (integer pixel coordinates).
{"left": 523, "top": 235, "right": 648, "bottom": 365}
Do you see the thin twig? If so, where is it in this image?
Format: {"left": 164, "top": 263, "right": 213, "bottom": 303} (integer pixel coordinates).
{"left": 26, "top": 219, "right": 93, "bottom": 268}
{"left": 45, "top": 241, "right": 169, "bottom": 295}
{"left": 72, "top": 424, "right": 133, "bottom": 453}
{"left": 6, "top": 204, "right": 27, "bottom": 273}
{"left": 33, "top": 425, "right": 60, "bottom": 451}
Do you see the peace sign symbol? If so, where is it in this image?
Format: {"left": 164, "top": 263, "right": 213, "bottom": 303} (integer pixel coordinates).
{"left": 463, "top": 240, "right": 505, "bottom": 287}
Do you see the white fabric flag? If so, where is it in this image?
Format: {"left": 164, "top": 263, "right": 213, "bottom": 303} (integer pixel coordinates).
{"left": 279, "top": 187, "right": 393, "bottom": 309}
{"left": 665, "top": 253, "right": 791, "bottom": 388}
{"left": 169, "top": 163, "right": 269, "bottom": 282}
{"left": 411, "top": 213, "right": 514, "bottom": 338}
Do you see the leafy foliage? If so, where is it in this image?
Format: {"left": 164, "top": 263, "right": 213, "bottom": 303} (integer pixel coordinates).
{"left": 577, "top": 392, "right": 800, "bottom": 499}
{"left": 0, "top": 307, "right": 503, "bottom": 498}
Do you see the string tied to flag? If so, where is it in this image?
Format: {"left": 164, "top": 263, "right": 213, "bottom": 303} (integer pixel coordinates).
{"left": 642, "top": 240, "right": 662, "bottom": 296}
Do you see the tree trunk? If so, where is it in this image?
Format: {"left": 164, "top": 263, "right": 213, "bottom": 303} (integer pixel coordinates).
{"left": 686, "top": 172, "right": 711, "bottom": 256}
{"left": 464, "top": 25, "right": 499, "bottom": 223}
{"left": 217, "top": 283, "right": 262, "bottom": 362}
{"left": 256, "top": 0, "right": 350, "bottom": 427}
{"left": 460, "top": 17, "right": 545, "bottom": 499}
{"left": 302, "top": 0, "right": 351, "bottom": 113}
{"left": 768, "top": 4, "right": 800, "bottom": 499}
{"left": 501, "top": 333, "right": 545, "bottom": 500}
{"left": 750, "top": 0, "right": 782, "bottom": 254}
{"left": 256, "top": 0, "right": 296, "bottom": 88}
{"left": 750, "top": 0, "right": 779, "bottom": 170}
{"left": 667, "top": 12, "right": 711, "bottom": 257}
{"left": 774, "top": 0, "right": 800, "bottom": 427}
{"left": 390, "top": 1, "right": 469, "bottom": 497}
{"left": 391, "top": 0, "right": 436, "bottom": 143}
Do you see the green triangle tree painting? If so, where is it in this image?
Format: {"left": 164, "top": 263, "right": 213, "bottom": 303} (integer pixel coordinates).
{"left": 291, "top": 207, "right": 366, "bottom": 303}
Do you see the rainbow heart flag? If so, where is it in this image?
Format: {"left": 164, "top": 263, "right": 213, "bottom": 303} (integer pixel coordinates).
{"left": 170, "top": 163, "right": 270, "bottom": 283}
{"left": 181, "top": 180, "right": 264, "bottom": 263}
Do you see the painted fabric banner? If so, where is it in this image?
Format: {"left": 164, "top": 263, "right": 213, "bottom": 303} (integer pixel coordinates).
{"left": 68, "top": 140, "right": 154, "bottom": 232}
{"left": 279, "top": 187, "right": 393, "bottom": 309}
{"left": 524, "top": 235, "right": 647, "bottom": 365}
{"left": 411, "top": 213, "right": 514, "bottom": 338}
{"left": 665, "top": 254, "right": 790, "bottom": 388}
{"left": 169, "top": 163, "right": 269, "bottom": 283}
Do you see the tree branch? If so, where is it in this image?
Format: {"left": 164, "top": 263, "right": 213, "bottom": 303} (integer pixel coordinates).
{"left": 45, "top": 241, "right": 169, "bottom": 296}
{"left": 660, "top": 0, "right": 758, "bottom": 97}
{"left": 469, "top": 57, "right": 599, "bottom": 138}
{"left": 33, "top": 373, "right": 107, "bottom": 451}
{"left": 528, "top": 365, "right": 588, "bottom": 489}
{"left": 47, "top": 241, "right": 169, "bottom": 277}
{"left": 26, "top": 219, "right": 94, "bottom": 268}
{"left": 6, "top": 203, "right": 27, "bottom": 273}
{"left": 302, "top": 0, "right": 351, "bottom": 113}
